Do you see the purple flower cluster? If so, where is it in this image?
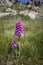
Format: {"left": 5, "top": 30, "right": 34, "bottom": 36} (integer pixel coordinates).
{"left": 12, "top": 40, "right": 17, "bottom": 48}
{"left": 12, "top": 21, "right": 24, "bottom": 48}
{"left": 15, "top": 22, "right": 23, "bottom": 36}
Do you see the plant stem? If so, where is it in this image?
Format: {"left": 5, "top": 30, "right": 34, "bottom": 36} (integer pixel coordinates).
{"left": 19, "top": 36, "right": 20, "bottom": 57}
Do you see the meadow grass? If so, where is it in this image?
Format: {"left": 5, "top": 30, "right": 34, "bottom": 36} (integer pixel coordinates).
{"left": 0, "top": 5, "right": 43, "bottom": 65}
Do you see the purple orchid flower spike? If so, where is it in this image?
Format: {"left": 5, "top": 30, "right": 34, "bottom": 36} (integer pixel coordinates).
{"left": 15, "top": 21, "right": 24, "bottom": 36}
{"left": 12, "top": 40, "right": 17, "bottom": 48}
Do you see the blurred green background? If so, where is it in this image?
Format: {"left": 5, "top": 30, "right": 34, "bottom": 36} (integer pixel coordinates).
{"left": 0, "top": 5, "right": 43, "bottom": 65}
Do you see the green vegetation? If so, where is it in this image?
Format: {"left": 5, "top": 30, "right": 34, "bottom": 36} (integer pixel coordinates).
{"left": 0, "top": 5, "right": 43, "bottom": 65}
